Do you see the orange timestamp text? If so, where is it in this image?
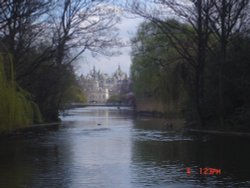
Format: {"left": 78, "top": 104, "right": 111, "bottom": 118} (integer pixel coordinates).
{"left": 186, "top": 167, "right": 221, "bottom": 175}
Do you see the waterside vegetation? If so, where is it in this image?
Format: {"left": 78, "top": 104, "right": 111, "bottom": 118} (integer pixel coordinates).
{"left": 130, "top": 0, "right": 250, "bottom": 131}
{"left": 0, "top": 54, "right": 42, "bottom": 132}
{"left": 0, "top": 0, "right": 120, "bottom": 132}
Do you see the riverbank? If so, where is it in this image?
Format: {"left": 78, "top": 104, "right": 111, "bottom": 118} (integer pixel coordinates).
{"left": 0, "top": 122, "right": 60, "bottom": 136}
{"left": 135, "top": 100, "right": 250, "bottom": 136}
{"left": 186, "top": 128, "right": 250, "bottom": 137}
{"left": 136, "top": 99, "right": 164, "bottom": 115}
{"left": 135, "top": 99, "right": 165, "bottom": 118}
{"left": 2, "top": 106, "right": 250, "bottom": 187}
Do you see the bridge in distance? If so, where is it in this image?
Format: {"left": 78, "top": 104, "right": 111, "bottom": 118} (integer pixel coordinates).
{"left": 66, "top": 103, "right": 133, "bottom": 108}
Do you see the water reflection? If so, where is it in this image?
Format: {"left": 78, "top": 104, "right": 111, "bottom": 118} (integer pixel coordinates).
{"left": 0, "top": 129, "right": 73, "bottom": 188}
{"left": 62, "top": 107, "right": 134, "bottom": 188}
{"left": 131, "top": 118, "right": 250, "bottom": 187}
{"left": 0, "top": 107, "right": 249, "bottom": 188}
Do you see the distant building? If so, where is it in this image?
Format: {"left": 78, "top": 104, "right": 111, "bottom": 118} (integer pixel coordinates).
{"left": 79, "top": 66, "right": 130, "bottom": 103}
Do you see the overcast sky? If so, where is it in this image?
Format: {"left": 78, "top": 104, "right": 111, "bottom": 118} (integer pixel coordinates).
{"left": 76, "top": 15, "right": 144, "bottom": 76}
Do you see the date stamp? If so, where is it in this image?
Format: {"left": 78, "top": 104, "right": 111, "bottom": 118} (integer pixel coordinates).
{"left": 186, "top": 167, "right": 222, "bottom": 175}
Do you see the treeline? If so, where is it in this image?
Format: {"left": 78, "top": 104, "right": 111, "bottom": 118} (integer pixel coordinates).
{"left": 0, "top": 0, "right": 119, "bottom": 131}
{"left": 129, "top": 0, "right": 250, "bottom": 130}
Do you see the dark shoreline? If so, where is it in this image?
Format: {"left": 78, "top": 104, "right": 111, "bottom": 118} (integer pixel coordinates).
{"left": 0, "top": 122, "right": 60, "bottom": 137}
{"left": 135, "top": 110, "right": 164, "bottom": 118}
{"left": 1, "top": 107, "right": 250, "bottom": 137}
{"left": 135, "top": 109, "right": 250, "bottom": 136}
{"left": 185, "top": 128, "right": 250, "bottom": 137}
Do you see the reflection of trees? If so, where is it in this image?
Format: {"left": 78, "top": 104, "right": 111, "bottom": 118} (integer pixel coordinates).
{"left": 0, "top": 131, "right": 73, "bottom": 188}
{"left": 132, "top": 140, "right": 193, "bottom": 165}
{"left": 131, "top": 123, "right": 250, "bottom": 185}
{"left": 0, "top": 144, "right": 33, "bottom": 188}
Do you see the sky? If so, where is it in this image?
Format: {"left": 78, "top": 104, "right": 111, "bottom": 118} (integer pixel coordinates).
{"left": 76, "top": 15, "right": 144, "bottom": 76}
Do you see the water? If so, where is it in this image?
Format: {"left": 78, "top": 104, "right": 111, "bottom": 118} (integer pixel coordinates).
{"left": 0, "top": 107, "right": 250, "bottom": 188}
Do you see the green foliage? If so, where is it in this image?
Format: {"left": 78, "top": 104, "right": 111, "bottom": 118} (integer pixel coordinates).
{"left": 107, "top": 95, "right": 127, "bottom": 103}
{"left": 62, "top": 85, "right": 87, "bottom": 104}
{"left": 130, "top": 21, "right": 187, "bottom": 116}
{"left": 107, "top": 95, "right": 122, "bottom": 103}
{"left": 0, "top": 54, "right": 42, "bottom": 132}
{"left": 203, "top": 35, "right": 250, "bottom": 130}
{"left": 131, "top": 20, "right": 250, "bottom": 130}
{"left": 22, "top": 61, "right": 86, "bottom": 121}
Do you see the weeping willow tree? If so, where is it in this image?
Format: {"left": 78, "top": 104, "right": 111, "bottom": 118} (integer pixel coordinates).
{"left": 0, "top": 54, "right": 42, "bottom": 132}
{"left": 130, "top": 21, "right": 188, "bottom": 117}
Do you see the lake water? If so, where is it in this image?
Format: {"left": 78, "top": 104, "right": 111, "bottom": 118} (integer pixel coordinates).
{"left": 0, "top": 107, "right": 250, "bottom": 187}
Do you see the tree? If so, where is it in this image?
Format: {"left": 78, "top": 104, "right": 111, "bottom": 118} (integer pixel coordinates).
{"left": 0, "top": 53, "right": 42, "bottom": 132}
{"left": 207, "top": 0, "right": 249, "bottom": 126}
{"left": 124, "top": 0, "right": 213, "bottom": 125}
{"left": 125, "top": 0, "right": 250, "bottom": 127}
{"left": 40, "top": 0, "right": 121, "bottom": 120}
{"left": 0, "top": 0, "right": 52, "bottom": 81}
{"left": 0, "top": 0, "right": 122, "bottom": 122}
{"left": 131, "top": 21, "right": 187, "bottom": 116}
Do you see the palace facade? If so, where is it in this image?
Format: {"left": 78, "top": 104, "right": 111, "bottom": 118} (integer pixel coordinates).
{"left": 79, "top": 66, "right": 130, "bottom": 103}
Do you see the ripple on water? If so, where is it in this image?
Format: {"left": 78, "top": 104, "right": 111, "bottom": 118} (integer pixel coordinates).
{"left": 132, "top": 129, "right": 192, "bottom": 142}
{"left": 1, "top": 107, "right": 250, "bottom": 188}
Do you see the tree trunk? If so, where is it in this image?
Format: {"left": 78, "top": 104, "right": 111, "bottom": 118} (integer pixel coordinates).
{"left": 218, "top": 0, "right": 227, "bottom": 128}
